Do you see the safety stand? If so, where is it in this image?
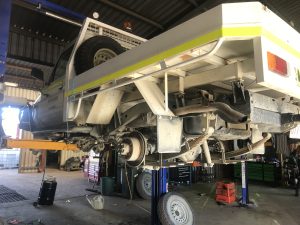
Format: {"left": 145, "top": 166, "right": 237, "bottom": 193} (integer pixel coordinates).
{"left": 151, "top": 168, "right": 168, "bottom": 225}
{"left": 240, "top": 161, "right": 250, "bottom": 206}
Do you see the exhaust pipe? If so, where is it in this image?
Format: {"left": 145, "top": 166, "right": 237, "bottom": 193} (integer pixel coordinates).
{"left": 174, "top": 102, "right": 247, "bottom": 123}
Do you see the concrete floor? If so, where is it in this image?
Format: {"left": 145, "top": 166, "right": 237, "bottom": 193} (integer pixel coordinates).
{"left": 0, "top": 169, "right": 299, "bottom": 225}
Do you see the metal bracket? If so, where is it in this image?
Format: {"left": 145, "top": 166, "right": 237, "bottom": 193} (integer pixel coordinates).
{"left": 231, "top": 80, "right": 246, "bottom": 105}
{"left": 157, "top": 116, "right": 182, "bottom": 153}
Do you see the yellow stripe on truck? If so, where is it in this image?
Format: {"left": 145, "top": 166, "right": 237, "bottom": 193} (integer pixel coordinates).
{"left": 222, "top": 26, "right": 262, "bottom": 37}
{"left": 262, "top": 29, "right": 300, "bottom": 59}
{"left": 66, "top": 26, "right": 300, "bottom": 96}
{"left": 66, "top": 28, "right": 222, "bottom": 96}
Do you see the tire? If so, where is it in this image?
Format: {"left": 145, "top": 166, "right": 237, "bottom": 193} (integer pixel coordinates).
{"left": 136, "top": 171, "right": 152, "bottom": 200}
{"left": 158, "top": 192, "right": 194, "bottom": 225}
{"left": 74, "top": 36, "right": 124, "bottom": 75}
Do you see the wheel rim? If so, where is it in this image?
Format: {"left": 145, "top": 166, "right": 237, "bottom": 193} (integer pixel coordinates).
{"left": 143, "top": 174, "right": 152, "bottom": 194}
{"left": 170, "top": 200, "right": 189, "bottom": 224}
{"left": 93, "top": 48, "right": 117, "bottom": 66}
{"left": 164, "top": 194, "right": 193, "bottom": 225}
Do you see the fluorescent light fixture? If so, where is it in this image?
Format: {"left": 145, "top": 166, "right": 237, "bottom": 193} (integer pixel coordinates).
{"left": 4, "top": 82, "right": 18, "bottom": 87}
{"left": 45, "top": 12, "right": 82, "bottom": 27}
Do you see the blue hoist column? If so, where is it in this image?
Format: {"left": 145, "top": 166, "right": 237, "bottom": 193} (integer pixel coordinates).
{"left": 151, "top": 168, "right": 168, "bottom": 225}
{"left": 240, "top": 161, "right": 249, "bottom": 205}
{"left": 0, "top": 0, "right": 12, "bottom": 77}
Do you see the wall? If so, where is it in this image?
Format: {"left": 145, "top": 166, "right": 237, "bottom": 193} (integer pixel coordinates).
{"left": 18, "top": 130, "right": 39, "bottom": 173}
{"left": 18, "top": 130, "right": 87, "bottom": 172}
{"left": 5, "top": 87, "right": 88, "bottom": 172}
{"left": 0, "top": 149, "right": 20, "bottom": 169}
{"left": 4, "top": 86, "right": 40, "bottom": 102}
{"left": 3, "top": 87, "right": 40, "bottom": 172}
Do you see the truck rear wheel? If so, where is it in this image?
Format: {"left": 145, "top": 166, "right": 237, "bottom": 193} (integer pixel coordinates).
{"left": 136, "top": 171, "right": 152, "bottom": 200}
{"left": 74, "top": 36, "right": 124, "bottom": 75}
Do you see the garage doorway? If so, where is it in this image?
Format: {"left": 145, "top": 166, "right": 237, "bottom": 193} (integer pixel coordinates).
{"left": 46, "top": 151, "right": 61, "bottom": 169}
{"left": 0, "top": 107, "right": 20, "bottom": 169}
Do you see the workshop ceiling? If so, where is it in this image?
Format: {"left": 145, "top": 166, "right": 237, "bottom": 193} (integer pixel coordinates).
{"left": 6, "top": 0, "right": 300, "bottom": 90}
{"left": 11, "top": 0, "right": 300, "bottom": 42}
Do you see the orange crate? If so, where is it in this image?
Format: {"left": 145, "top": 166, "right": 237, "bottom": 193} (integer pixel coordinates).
{"left": 216, "top": 188, "right": 235, "bottom": 196}
{"left": 216, "top": 194, "right": 236, "bottom": 204}
{"left": 216, "top": 181, "right": 235, "bottom": 190}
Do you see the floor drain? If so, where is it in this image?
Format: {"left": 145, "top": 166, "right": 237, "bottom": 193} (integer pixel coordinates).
{"left": 0, "top": 185, "right": 27, "bottom": 203}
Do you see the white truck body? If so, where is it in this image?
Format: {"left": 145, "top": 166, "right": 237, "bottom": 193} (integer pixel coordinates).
{"left": 20, "top": 2, "right": 300, "bottom": 167}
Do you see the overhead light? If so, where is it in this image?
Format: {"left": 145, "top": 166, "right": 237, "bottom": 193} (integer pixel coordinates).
{"left": 4, "top": 82, "right": 18, "bottom": 87}
{"left": 92, "top": 12, "right": 100, "bottom": 19}
{"left": 45, "top": 12, "right": 82, "bottom": 27}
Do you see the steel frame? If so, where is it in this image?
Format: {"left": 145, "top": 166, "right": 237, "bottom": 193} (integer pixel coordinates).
{"left": 4, "top": 138, "right": 79, "bottom": 151}
{"left": 61, "top": 2, "right": 300, "bottom": 127}
{"left": 0, "top": 0, "right": 12, "bottom": 76}
{"left": 63, "top": 17, "right": 146, "bottom": 121}
{"left": 151, "top": 168, "right": 168, "bottom": 225}
{"left": 20, "top": 0, "right": 85, "bottom": 21}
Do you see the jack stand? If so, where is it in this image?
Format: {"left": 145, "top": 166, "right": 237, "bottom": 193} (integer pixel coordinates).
{"left": 151, "top": 168, "right": 168, "bottom": 225}
{"left": 239, "top": 161, "right": 256, "bottom": 207}
{"left": 240, "top": 161, "right": 249, "bottom": 205}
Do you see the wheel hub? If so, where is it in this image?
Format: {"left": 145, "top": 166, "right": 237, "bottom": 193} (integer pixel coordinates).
{"left": 143, "top": 176, "right": 152, "bottom": 193}
{"left": 93, "top": 48, "right": 117, "bottom": 66}
{"left": 170, "top": 200, "right": 188, "bottom": 224}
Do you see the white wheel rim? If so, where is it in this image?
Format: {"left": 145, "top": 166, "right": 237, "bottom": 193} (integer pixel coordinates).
{"left": 93, "top": 48, "right": 117, "bottom": 66}
{"left": 127, "top": 137, "right": 141, "bottom": 161}
{"left": 166, "top": 195, "right": 193, "bottom": 225}
{"left": 170, "top": 200, "right": 188, "bottom": 223}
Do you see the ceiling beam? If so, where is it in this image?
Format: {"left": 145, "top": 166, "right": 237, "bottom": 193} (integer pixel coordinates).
{"left": 4, "top": 73, "right": 44, "bottom": 90}
{"left": 147, "top": 4, "right": 192, "bottom": 38}
{"left": 13, "top": 0, "right": 85, "bottom": 21}
{"left": 184, "top": 0, "right": 199, "bottom": 7}
{"left": 10, "top": 26, "right": 65, "bottom": 46}
{"left": 168, "top": 0, "right": 211, "bottom": 28}
{"left": 7, "top": 54, "right": 54, "bottom": 67}
{"left": 96, "top": 0, "right": 164, "bottom": 30}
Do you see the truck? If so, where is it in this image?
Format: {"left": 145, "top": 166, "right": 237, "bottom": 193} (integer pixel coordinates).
{"left": 14, "top": 2, "right": 300, "bottom": 224}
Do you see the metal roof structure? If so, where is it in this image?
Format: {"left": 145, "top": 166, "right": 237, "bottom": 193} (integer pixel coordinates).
{"left": 5, "top": 0, "right": 300, "bottom": 90}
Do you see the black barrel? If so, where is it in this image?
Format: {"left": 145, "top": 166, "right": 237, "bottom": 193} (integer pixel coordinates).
{"left": 37, "top": 178, "right": 57, "bottom": 205}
